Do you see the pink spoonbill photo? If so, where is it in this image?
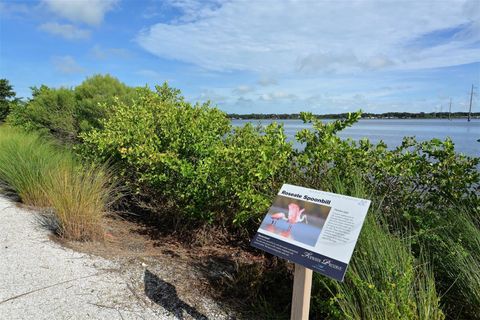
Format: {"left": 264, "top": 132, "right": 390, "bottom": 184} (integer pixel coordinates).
{"left": 260, "top": 195, "right": 331, "bottom": 247}
{"left": 269, "top": 212, "right": 287, "bottom": 224}
{"left": 269, "top": 203, "right": 308, "bottom": 230}
{"left": 286, "top": 203, "right": 307, "bottom": 231}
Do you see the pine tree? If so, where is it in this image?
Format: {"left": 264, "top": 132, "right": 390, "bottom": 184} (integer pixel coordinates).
{"left": 0, "top": 79, "right": 17, "bottom": 121}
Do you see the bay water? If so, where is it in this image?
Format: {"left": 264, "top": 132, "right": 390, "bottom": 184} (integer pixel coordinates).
{"left": 232, "top": 118, "right": 479, "bottom": 157}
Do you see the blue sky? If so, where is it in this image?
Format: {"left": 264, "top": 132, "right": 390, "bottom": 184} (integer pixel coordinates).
{"left": 0, "top": 0, "right": 479, "bottom": 114}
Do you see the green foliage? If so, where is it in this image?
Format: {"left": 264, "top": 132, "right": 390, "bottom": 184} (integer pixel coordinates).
{"left": 0, "top": 125, "right": 65, "bottom": 206}
{"left": 309, "top": 177, "right": 444, "bottom": 320}
{"left": 0, "top": 79, "right": 18, "bottom": 122}
{"left": 79, "top": 84, "right": 295, "bottom": 226}
{"left": 325, "top": 216, "right": 443, "bottom": 320}
{"left": 295, "top": 111, "right": 363, "bottom": 188}
{"left": 79, "top": 84, "right": 232, "bottom": 221}
{"left": 204, "top": 122, "right": 293, "bottom": 225}
{"left": 419, "top": 204, "right": 480, "bottom": 317}
{"left": 7, "top": 74, "right": 135, "bottom": 142}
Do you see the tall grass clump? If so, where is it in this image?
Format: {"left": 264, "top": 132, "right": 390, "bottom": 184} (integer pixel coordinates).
{"left": 425, "top": 204, "right": 480, "bottom": 317}
{"left": 324, "top": 214, "right": 444, "bottom": 320}
{"left": 0, "top": 125, "right": 115, "bottom": 241}
{"left": 46, "top": 162, "right": 117, "bottom": 241}
{"left": 312, "top": 176, "right": 444, "bottom": 319}
{"left": 0, "top": 126, "right": 60, "bottom": 206}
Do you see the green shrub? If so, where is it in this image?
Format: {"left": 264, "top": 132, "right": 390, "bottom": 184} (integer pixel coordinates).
{"left": 7, "top": 85, "right": 77, "bottom": 141}
{"left": 79, "top": 84, "right": 295, "bottom": 228}
{"left": 74, "top": 74, "right": 136, "bottom": 132}
{"left": 79, "top": 84, "right": 231, "bottom": 221}
{"left": 204, "top": 122, "right": 293, "bottom": 225}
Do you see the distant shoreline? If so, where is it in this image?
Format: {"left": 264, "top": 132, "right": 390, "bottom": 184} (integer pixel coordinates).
{"left": 228, "top": 112, "right": 479, "bottom": 120}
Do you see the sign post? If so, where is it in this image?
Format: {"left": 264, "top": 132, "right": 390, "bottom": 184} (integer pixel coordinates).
{"left": 291, "top": 264, "right": 312, "bottom": 320}
{"left": 251, "top": 184, "right": 371, "bottom": 319}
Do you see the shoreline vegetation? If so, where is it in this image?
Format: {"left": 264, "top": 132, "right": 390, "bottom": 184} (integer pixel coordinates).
{"left": 228, "top": 112, "right": 480, "bottom": 120}
{"left": 0, "top": 75, "right": 479, "bottom": 319}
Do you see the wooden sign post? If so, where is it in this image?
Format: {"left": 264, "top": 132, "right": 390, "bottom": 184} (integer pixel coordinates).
{"left": 291, "top": 264, "right": 313, "bottom": 320}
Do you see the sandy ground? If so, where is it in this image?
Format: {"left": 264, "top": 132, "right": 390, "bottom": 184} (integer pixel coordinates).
{"left": 0, "top": 196, "right": 234, "bottom": 320}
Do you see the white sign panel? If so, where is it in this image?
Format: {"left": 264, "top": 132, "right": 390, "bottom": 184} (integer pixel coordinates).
{"left": 251, "top": 184, "right": 371, "bottom": 281}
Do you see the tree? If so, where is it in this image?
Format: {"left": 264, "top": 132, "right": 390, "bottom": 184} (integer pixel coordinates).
{"left": 0, "top": 79, "right": 17, "bottom": 121}
{"left": 7, "top": 85, "right": 77, "bottom": 141}
{"left": 74, "top": 74, "right": 136, "bottom": 131}
{"left": 8, "top": 74, "right": 137, "bottom": 142}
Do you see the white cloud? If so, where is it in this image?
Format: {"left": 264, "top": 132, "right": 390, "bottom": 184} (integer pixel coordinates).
{"left": 39, "top": 22, "right": 90, "bottom": 40}
{"left": 42, "top": 0, "right": 117, "bottom": 26}
{"left": 196, "top": 89, "right": 227, "bottom": 104}
{"left": 0, "top": 2, "right": 32, "bottom": 16}
{"left": 91, "top": 45, "right": 130, "bottom": 59}
{"left": 136, "top": 69, "right": 162, "bottom": 78}
{"left": 257, "top": 76, "right": 278, "bottom": 87}
{"left": 259, "top": 91, "right": 297, "bottom": 101}
{"left": 296, "top": 51, "right": 394, "bottom": 74}
{"left": 233, "top": 85, "right": 254, "bottom": 95}
{"left": 52, "top": 56, "right": 84, "bottom": 74}
{"left": 137, "top": 0, "right": 479, "bottom": 74}
{"left": 163, "top": 0, "right": 222, "bottom": 23}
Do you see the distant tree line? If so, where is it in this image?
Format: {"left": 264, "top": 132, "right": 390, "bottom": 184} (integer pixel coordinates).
{"left": 228, "top": 111, "right": 479, "bottom": 120}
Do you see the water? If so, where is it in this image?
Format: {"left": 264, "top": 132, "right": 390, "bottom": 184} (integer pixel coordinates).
{"left": 232, "top": 119, "right": 480, "bottom": 157}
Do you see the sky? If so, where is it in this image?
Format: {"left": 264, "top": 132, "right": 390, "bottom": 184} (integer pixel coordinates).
{"left": 0, "top": 0, "right": 479, "bottom": 114}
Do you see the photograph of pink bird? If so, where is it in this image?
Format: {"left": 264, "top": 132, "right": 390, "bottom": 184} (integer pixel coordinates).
{"left": 269, "top": 203, "right": 308, "bottom": 230}
{"left": 269, "top": 212, "right": 288, "bottom": 224}
{"left": 260, "top": 195, "right": 331, "bottom": 247}
{"left": 286, "top": 203, "right": 308, "bottom": 231}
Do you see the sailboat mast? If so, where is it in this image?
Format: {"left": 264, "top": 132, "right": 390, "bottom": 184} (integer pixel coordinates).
{"left": 468, "top": 84, "right": 473, "bottom": 122}
{"left": 449, "top": 98, "right": 451, "bottom": 121}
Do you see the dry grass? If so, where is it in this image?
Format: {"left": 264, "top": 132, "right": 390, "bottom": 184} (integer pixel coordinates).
{"left": 46, "top": 162, "right": 118, "bottom": 241}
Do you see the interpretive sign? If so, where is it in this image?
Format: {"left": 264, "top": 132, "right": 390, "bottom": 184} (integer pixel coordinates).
{"left": 251, "top": 184, "right": 371, "bottom": 282}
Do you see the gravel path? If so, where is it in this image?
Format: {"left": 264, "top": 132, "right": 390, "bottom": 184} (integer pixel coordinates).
{"left": 0, "top": 196, "right": 232, "bottom": 320}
